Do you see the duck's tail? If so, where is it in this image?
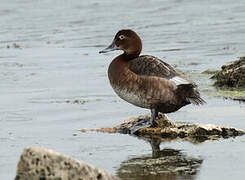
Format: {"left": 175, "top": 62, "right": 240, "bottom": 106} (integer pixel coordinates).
{"left": 177, "top": 84, "right": 206, "bottom": 105}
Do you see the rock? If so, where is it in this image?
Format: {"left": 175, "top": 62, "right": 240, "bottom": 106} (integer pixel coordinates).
{"left": 81, "top": 114, "right": 245, "bottom": 144}
{"left": 211, "top": 56, "right": 245, "bottom": 89}
{"left": 15, "top": 147, "right": 119, "bottom": 180}
{"left": 209, "top": 56, "right": 245, "bottom": 101}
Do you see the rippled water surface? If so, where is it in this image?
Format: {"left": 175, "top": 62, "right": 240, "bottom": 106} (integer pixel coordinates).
{"left": 1, "top": 0, "right": 245, "bottom": 179}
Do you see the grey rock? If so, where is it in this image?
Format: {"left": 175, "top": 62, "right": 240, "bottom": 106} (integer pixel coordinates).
{"left": 15, "top": 146, "right": 119, "bottom": 180}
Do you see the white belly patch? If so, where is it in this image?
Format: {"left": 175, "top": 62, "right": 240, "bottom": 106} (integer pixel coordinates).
{"left": 112, "top": 86, "right": 150, "bottom": 108}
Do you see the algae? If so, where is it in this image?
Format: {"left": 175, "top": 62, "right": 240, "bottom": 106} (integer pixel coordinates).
{"left": 206, "top": 89, "right": 245, "bottom": 101}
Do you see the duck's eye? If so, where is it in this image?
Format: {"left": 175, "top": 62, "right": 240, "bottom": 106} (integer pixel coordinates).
{"left": 119, "top": 35, "right": 125, "bottom": 40}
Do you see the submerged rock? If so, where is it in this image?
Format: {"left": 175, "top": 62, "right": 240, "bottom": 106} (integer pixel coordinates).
{"left": 15, "top": 147, "right": 119, "bottom": 180}
{"left": 81, "top": 114, "right": 245, "bottom": 143}
{"left": 211, "top": 56, "right": 245, "bottom": 89}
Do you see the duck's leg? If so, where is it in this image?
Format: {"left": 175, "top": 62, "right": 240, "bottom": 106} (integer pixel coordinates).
{"left": 150, "top": 109, "right": 159, "bottom": 127}
{"left": 129, "top": 109, "right": 159, "bottom": 134}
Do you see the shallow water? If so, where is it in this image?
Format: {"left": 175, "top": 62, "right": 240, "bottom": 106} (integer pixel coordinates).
{"left": 1, "top": 0, "right": 245, "bottom": 179}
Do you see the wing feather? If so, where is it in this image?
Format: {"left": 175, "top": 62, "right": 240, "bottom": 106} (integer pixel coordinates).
{"left": 129, "top": 55, "right": 193, "bottom": 85}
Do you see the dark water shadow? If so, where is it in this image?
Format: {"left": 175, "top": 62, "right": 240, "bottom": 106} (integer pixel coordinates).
{"left": 116, "top": 137, "right": 203, "bottom": 180}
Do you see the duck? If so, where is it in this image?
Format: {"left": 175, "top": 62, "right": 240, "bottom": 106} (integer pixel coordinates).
{"left": 99, "top": 29, "right": 205, "bottom": 127}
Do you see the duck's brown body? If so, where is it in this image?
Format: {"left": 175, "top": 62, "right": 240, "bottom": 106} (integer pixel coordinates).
{"left": 100, "top": 29, "right": 205, "bottom": 127}
{"left": 108, "top": 54, "right": 190, "bottom": 113}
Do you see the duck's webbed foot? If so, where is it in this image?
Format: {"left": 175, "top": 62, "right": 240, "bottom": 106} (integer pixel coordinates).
{"left": 150, "top": 109, "right": 160, "bottom": 127}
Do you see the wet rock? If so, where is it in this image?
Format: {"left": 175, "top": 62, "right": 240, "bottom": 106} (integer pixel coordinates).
{"left": 81, "top": 114, "right": 245, "bottom": 143}
{"left": 209, "top": 56, "right": 245, "bottom": 101}
{"left": 211, "top": 56, "right": 245, "bottom": 89}
{"left": 15, "top": 146, "right": 119, "bottom": 180}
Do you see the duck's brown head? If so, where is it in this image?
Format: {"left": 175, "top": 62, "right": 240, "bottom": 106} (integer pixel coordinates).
{"left": 99, "top": 29, "right": 142, "bottom": 56}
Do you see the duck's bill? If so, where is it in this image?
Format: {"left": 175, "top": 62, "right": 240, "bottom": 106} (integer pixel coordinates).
{"left": 99, "top": 41, "right": 118, "bottom": 53}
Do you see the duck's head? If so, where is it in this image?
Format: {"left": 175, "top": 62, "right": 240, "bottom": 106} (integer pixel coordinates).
{"left": 99, "top": 29, "right": 142, "bottom": 56}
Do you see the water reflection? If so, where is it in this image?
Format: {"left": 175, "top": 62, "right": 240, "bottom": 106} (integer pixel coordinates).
{"left": 117, "top": 138, "right": 203, "bottom": 180}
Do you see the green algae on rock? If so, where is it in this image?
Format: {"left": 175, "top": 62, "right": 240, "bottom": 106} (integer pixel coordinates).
{"left": 211, "top": 56, "right": 245, "bottom": 89}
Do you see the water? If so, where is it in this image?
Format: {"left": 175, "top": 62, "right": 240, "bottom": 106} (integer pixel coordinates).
{"left": 0, "top": 0, "right": 245, "bottom": 179}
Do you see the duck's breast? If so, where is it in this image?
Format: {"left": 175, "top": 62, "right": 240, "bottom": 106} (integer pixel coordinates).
{"left": 108, "top": 58, "right": 151, "bottom": 108}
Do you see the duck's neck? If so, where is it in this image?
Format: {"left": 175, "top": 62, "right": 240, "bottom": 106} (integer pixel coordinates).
{"left": 122, "top": 52, "right": 140, "bottom": 60}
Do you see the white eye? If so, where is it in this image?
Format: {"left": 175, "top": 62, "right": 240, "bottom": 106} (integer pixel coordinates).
{"left": 119, "top": 35, "right": 125, "bottom": 40}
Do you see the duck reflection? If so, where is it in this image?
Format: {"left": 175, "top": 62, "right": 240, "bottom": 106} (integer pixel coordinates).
{"left": 116, "top": 138, "right": 203, "bottom": 180}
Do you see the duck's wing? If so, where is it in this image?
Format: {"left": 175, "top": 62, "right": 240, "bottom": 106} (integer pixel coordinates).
{"left": 129, "top": 55, "right": 194, "bottom": 86}
{"left": 129, "top": 55, "right": 205, "bottom": 105}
